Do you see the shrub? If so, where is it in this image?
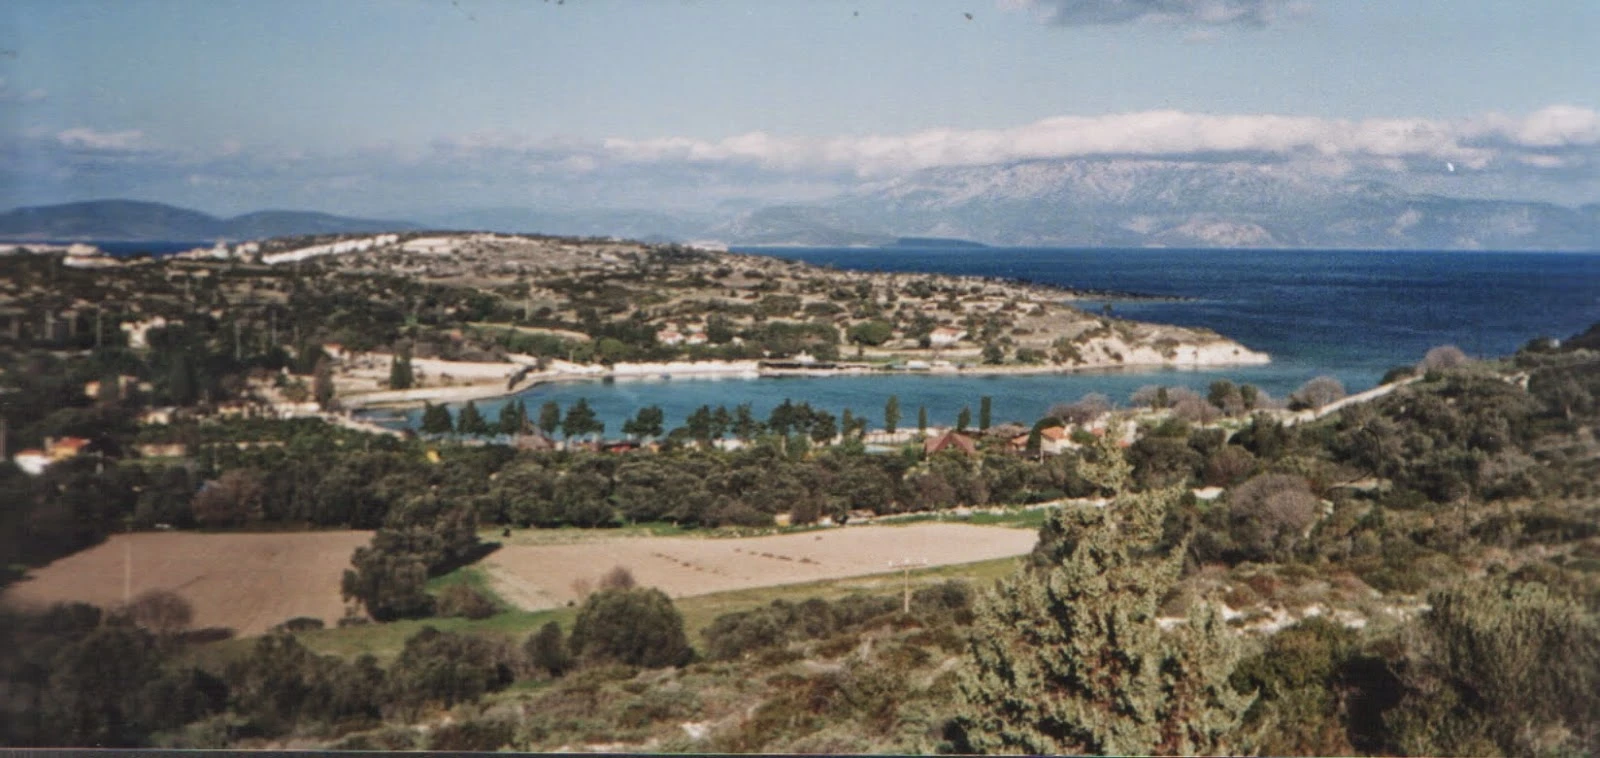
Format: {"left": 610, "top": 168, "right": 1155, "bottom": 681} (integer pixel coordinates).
{"left": 124, "top": 589, "right": 194, "bottom": 636}
{"left": 387, "top": 627, "right": 514, "bottom": 713}
{"left": 1418, "top": 345, "right": 1471, "bottom": 371}
{"left": 272, "top": 616, "right": 326, "bottom": 634}
{"left": 1227, "top": 474, "right": 1320, "bottom": 562}
{"left": 1290, "top": 376, "right": 1345, "bottom": 411}
{"left": 524, "top": 621, "right": 572, "bottom": 678}
{"left": 568, "top": 588, "right": 694, "bottom": 668}
{"left": 427, "top": 717, "right": 515, "bottom": 751}
{"left": 435, "top": 584, "right": 498, "bottom": 620}
{"left": 597, "top": 565, "right": 637, "bottom": 591}
{"left": 1387, "top": 579, "right": 1600, "bottom": 756}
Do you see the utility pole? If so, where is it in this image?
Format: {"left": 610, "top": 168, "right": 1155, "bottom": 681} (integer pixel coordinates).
{"left": 888, "top": 558, "right": 927, "bottom": 614}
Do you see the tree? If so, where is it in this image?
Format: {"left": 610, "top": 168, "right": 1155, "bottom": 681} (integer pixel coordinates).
{"left": 1418, "top": 344, "right": 1471, "bottom": 371}
{"left": 456, "top": 400, "right": 490, "bottom": 436}
{"left": 810, "top": 410, "right": 838, "bottom": 444}
{"left": 979, "top": 395, "right": 992, "bottom": 431}
{"left": 884, "top": 394, "right": 901, "bottom": 434}
{"left": 561, "top": 398, "right": 603, "bottom": 440}
{"left": 956, "top": 406, "right": 972, "bottom": 432}
{"left": 124, "top": 589, "right": 194, "bottom": 636}
{"left": 192, "top": 468, "right": 265, "bottom": 527}
{"left": 341, "top": 545, "right": 432, "bottom": 621}
{"left": 388, "top": 350, "right": 414, "bottom": 390}
{"left": 917, "top": 405, "right": 929, "bottom": 435}
{"left": 1050, "top": 393, "right": 1112, "bottom": 425}
{"left": 847, "top": 319, "right": 895, "bottom": 346}
{"left": 388, "top": 627, "right": 513, "bottom": 712}
{"left": 537, "top": 400, "right": 562, "bottom": 437}
{"left": 622, "top": 405, "right": 665, "bottom": 439}
{"left": 732, "top": 403, "right": 760, "bottom": 441}
{"left": 981, "top": 342, "right": 1006, "bottom": 365}
{"left": 1227, "top": 473, "right": 1319, "bottom": 561}
{"left": 952, "top": 435, "right": 1254, "bottom": 755}
{"left": 525, "top": 621, "right": 571, "bottom": 678}
{"left": 568, "top": 587, "right": 694, "bottom": 668}
{"left": 497, "top": 399, "right": 528, "bottom": 436}
{"left": 421, "top": 402, "right": 454, "bottom": 435}
{"left": 1290, "top": 376, "right": 1345, "bottom": 410}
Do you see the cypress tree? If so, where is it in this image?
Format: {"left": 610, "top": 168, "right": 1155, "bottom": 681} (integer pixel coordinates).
{"left": 952, "top": 435, "right": 1255, "bottom": 755}
{"left": 885, "top": 394, "right": 901, "bottom": 434}
{"left": 979, "top": 395, "right": 992, "bottom": 431}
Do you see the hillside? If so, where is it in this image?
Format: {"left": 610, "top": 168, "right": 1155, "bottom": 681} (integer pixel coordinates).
{"left": 0, "top": 200, "right": 421, "bottom": 241}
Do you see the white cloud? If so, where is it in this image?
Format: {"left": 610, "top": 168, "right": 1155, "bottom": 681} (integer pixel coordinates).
{"left": 55, "top": 127, "right": 144, "bottom": 151}
{"left": 594, "top": 107, "right": 1600, "bottom": 177}
{"left": 1002, "top": 0, "right": 1311, "bottom": 28}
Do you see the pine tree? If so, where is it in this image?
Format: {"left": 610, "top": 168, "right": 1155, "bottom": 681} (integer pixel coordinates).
{"left": 952, "top": 435, "right": 1255, "bottom": 755}
{"left": 498, "top": 399, "right": 527, "bottom": 436}
{"left": 562, "top": 398, "right": 603, "bottom": 440}
{"left": 457, "top": 401, "right": 490, "bottom": 436}
{"left": 885, "top": 394, "right": 901, "bottom": 434}
{"left": 421, "top": 402, "right": 454, "bottom": 435}
{"left": 537, "top": 400, "right": 562, "bottom": 437}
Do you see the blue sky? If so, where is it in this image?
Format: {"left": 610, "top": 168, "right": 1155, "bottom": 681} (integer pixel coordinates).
{"left": 3, "top": 0, "right": 1598, "bottom": 216}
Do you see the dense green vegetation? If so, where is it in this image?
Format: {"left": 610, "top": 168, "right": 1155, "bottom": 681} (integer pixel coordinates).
{"left": 5, "top": 246, "right": 1599, "bottom": 755}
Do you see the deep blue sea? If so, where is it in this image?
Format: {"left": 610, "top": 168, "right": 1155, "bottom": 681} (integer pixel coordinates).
{"left": 382, "top": 247, "right": 1600, "bottom": 432}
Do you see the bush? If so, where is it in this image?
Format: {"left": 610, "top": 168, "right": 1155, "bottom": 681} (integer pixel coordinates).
{"left": 1227, "top": 474, "right": 1320, "bottom": 562}
{"left": 387, "top": 627, "right": 514, "bottom": 713}
{"left": 704, "top": 605, "right": 791, "bottom": 661}
{"left": 568, "top": 588, "right": 694, "bottom": 668}
{"left": 435, "top": 584, "right": 499, "bottom": 620}
{"left": 427, "top": 717, "right": 515, "bottom": 751}
{"left": 597, "top": 565, "right": 637, "bottom": 591}
{"left": 1386, "top": 579, "right": 1600, "bottom": 756}
{"left": 524, "top": 621, "right": 572, "bottom": 678}
{"left": 272, "top": 616, "right": 326, "bottom": 634}
{"left": 124, "top": 589, "right": 194, "bottom": 636}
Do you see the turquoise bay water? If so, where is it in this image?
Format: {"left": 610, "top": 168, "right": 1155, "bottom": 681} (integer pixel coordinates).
{"left": 388, "top": 247, "right": 1600, "bottom": 431}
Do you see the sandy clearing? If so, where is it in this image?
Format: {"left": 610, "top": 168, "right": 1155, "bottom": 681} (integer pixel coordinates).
{"left": 483, "top": 523, "right": 1037, "bottom": 610}
{"left": 1, "top": 531, "right": 372, "bottom": 637}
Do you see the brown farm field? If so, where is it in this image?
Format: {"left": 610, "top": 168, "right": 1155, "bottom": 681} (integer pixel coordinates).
{"left": 2, "top": 531, "right": 373, "bottom": 636}
{"left": 483, "top": 523, "right": 1038, "bottom": 610}
{"left": 2, "top": 523, "right": 1036, "bottom": 639}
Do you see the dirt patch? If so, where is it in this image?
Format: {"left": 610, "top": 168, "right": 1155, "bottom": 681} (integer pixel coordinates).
{"left": 484, "top": 523, "right": 1036, "bottom": 610}
{"left": 2, "top": 531, "right": 372, "bottom": 636}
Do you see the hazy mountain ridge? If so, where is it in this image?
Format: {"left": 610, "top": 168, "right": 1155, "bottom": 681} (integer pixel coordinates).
{"left": 0, "top": 200, "right": 421, "bottom": 241}
{"left": 719, "top": 159, "right": 1600, "bottom": 250}
{"left": 6, "top": 160, "right": 1600, "bottom": 250}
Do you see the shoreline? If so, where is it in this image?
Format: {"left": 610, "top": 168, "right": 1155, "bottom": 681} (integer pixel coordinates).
{"left": 340, "top": 347, "right": 1271, "bottom": 413}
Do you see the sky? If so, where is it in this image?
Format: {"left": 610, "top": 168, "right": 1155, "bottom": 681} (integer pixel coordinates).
{"left": 3, "top": 0, "right": 1599, "bottom": 217}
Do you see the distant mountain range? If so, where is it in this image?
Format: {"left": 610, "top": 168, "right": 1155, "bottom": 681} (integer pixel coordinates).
{"left": 6, "top": 162, "right": 1599, "bottom": 250}
{"left": 0, "top": 200, "right": 420, "bottom": 241}
{"left": 711, "top": 159, "right": 1600, "bottom": 250}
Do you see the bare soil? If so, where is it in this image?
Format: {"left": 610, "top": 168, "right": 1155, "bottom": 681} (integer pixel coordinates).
{"left": 2, "top": 531, "right": 372, "bottom": 636}
{"left": 483, "top": 523, "right": 1037, "bottom": 610}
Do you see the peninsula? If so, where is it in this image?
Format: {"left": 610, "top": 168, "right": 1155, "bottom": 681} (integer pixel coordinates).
{"left": 53, "top": 231, "right": 1263, "bottom": 409}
